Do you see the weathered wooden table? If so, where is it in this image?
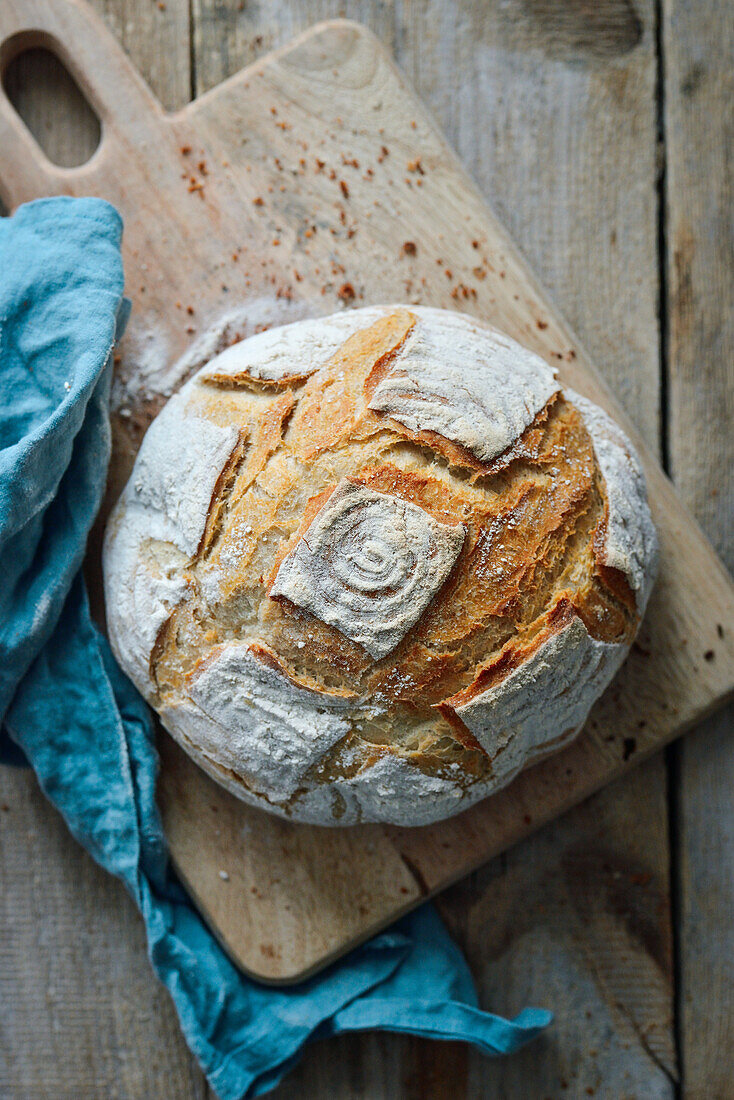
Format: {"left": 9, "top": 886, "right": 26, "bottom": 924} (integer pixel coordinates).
{"left": 1, "top": 2, "right": 731, "bottom": 1096}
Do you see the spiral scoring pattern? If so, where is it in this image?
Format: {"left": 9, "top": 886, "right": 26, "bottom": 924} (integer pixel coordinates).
{"left": 270, "top": 479, "right": 466, "bottom": 660}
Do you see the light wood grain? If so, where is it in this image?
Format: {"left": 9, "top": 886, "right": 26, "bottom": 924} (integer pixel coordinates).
{"left": 437, "top": 759, "right": 677, "bottom": 1097}
{"left": 0, "top": 0, "right": 732, "bottom": 984}
{"left": 663, "top": 1, "right": 734, "bottom": 1096}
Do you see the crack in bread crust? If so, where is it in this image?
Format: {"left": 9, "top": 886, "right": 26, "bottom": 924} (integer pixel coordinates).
{"left": 104, "top": 306, "right": 657, "bottom": 826}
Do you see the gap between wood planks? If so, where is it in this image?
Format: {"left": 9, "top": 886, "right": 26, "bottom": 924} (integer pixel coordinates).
{"left": 653, "top": 1, "right": 685, "bottom": 1094}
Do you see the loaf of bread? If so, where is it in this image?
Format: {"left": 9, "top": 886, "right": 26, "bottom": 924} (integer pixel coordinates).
{"left": 103, "top": 306, "right": 658, "bottom": 826}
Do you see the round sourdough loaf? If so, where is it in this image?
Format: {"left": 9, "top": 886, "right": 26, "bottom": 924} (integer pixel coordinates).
{"left": 103, "top": 305, "right": 658, "bottom": 826}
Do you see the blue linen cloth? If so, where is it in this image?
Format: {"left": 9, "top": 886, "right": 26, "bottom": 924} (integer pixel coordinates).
{"left": 0, "top": 196, "right": 551, "bottom": 1099}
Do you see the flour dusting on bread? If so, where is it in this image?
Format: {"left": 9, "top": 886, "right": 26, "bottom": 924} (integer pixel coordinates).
{"left": 270, "top": 478, "right": 466, "bottom": 659}
{"left": 443, "top": 609, "right": 626, "bottom": 774}
{"left": 368, "top": 309, "right": 559, "bottom": 463}
{"left": 185, "top": 641, "right": 352, "bottom": 801}
{"left": 568, "top": 390, "right": 659, "bottom": 609}
{"left": 104, "top": 305, "right": 658, "bottom": 826}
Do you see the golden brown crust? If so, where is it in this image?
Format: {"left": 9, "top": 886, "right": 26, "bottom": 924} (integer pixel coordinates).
{"left": 197, "top": 431, "right": 250, "bottom": 558}
{"left": 152, "top": 316, "right": 639, "bottom": 731}
{"left": 265, "top": 485, "right": 337, "bottom": 589}
{"left": 592, "top": 514, "right": 638, "bottom": 615}
{"left": 440, "top": 596, "right": 577, "bottom": 711}
{"left": 105, "top": 305, "right": 657, "bottom": 826}
{"left": 289, "top": 309, "right": 416, "bottom": 462}
{"left": 201, "top": 370, "right": 310, "bottom": 391}
{"left": 244, "top": 640, "right": 358, "bottom": 699}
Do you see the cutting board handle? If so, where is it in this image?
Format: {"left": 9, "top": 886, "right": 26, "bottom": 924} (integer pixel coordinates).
{"left": 0, "top": 0, "right": 162, "bottom": 206}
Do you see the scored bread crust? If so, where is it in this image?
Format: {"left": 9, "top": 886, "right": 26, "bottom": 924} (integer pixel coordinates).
{"left": 103, "top": 305, "right": 658, "bottom": 826}
{"left": 270, "top": 479, "right": 467, "bottom": 660}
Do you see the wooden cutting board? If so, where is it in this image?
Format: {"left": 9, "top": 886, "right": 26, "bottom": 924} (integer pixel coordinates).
{"left": 1, "top": 0, "right": 732, "bottom": 984}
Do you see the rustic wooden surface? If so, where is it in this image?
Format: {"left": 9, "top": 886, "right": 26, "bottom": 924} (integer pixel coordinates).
{"left": 1, "top": 0, "right": 732, "bottom": 987}
{"left": 5, "top": 0, "right": 734, "bottom": 990}
{"left": 0, "top": 0, "right": 731, "bottom": 1096}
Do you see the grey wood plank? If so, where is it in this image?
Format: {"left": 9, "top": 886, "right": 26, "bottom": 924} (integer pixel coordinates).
{"left": 662, "top": 0, "right": 734, "bottom": 1095}
{"left": 0, "top": 768, "right": 208, "bottom": 1100}
{"left": 385, "top": 8, "right": 677, "bottom": 1096}
{"left": 189, "top": 1, "right": 674, "bottom": 1095}
{"left": 440, "top": 759, "right": 676, "bottom": 1098}
{"left": 191, "top": 0, "right": 396, "bottom": 95}
{"left": 96, "top": 0, "right": 191, "bottom": 113}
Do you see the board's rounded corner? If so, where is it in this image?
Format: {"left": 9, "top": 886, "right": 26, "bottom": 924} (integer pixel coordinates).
{"left": 231, "top": 892, "right": 424, "bottom": 987}
{"left": 275, "top": 17, "right": 390, "bottom": 75}
{"left": 310, "top": 17, "right": 387, "bottom": 45}
{"left": 238, "top": 955, "right": 332, "bottom": 988}
{"left": 292, "top": 17, "right": 387, "bottom": 49}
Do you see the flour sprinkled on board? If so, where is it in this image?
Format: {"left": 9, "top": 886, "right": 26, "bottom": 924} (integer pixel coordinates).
{"left": 112, "top": 296, "right": 322, "bottom": 412}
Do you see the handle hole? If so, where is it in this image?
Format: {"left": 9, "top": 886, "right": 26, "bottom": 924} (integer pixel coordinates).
{"left": 2, "top": 47, "right": 100, "bottom": 168}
